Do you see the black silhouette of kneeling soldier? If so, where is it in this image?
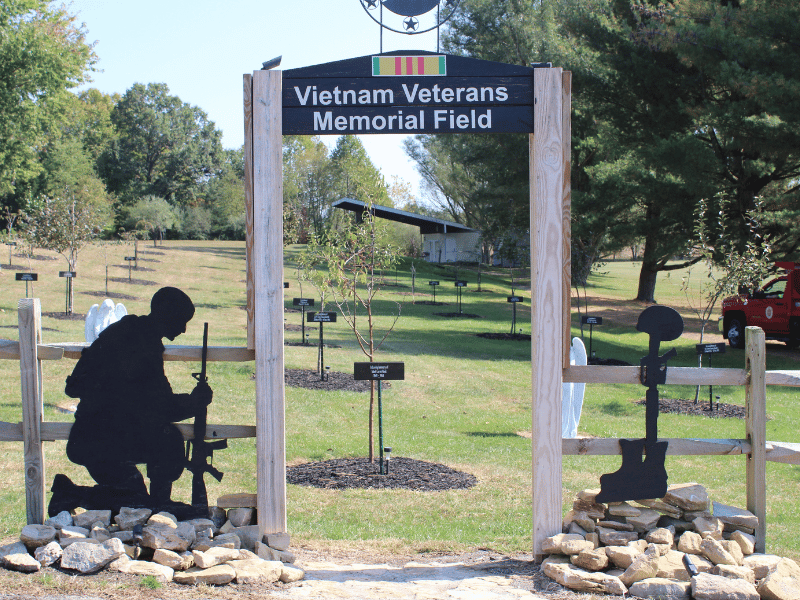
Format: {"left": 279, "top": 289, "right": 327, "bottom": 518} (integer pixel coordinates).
{"left": 49, "top": 287, "right": 213, "bottom": 516}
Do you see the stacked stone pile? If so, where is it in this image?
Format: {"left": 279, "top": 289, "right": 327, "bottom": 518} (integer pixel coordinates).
{"left": 542, "top": 482, "right": 800, "bottom": 600}
{"left": 0, "top": 504, "right": 304, "bottom": 586}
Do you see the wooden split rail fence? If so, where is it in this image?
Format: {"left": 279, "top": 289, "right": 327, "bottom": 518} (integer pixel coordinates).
{"left": 0, "top": 298, "right": 256, "bottom": 525}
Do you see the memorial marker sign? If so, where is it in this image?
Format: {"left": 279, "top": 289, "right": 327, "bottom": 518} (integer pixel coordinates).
{"left": 292, "top": 298, "right": 315, "bottom": 344}
{"left": 15, "top": 273, "right": 37, "bottom": 282}
{"left": 282, "top": 52, "right": 535, "bottom": 136}
{"left": 308, "top": 312, "right": 337, "bottom": 380}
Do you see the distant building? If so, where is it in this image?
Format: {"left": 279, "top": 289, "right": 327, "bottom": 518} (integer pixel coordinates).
{"left": 331, "top": 198, "right": 481, "bottom": 263}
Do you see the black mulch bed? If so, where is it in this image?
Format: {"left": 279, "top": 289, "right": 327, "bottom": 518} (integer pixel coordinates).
{"left": 416, "top": 300, "right": 448, "bottom": 306}
{"left": 109, "top": 277, "right": 157, "bottom": 286}
{"left": 635, "top": 397, "right": 747, "bottom": 419}
{"left": 4, "top": 264, "right": 36, "bottom": 271}
{"left": 433, "top": 312, "right": 482, "bottom": 318}
{"left": 283, "top": 368, "right": 389, "bottom": 392}
{"left": 80, "top": 291, "right": 138, "bottom": 300}
{"left": 115, "top": 264, "right": 156, "bottom": 272}
{"left": 285, "top": 323, "right": 316, "bottom": 332}
{"left": 287, "top": 456, "right": 478, "bottom": 491}
{"left": 477, "top": 332, "right": 531, "bottom": 341}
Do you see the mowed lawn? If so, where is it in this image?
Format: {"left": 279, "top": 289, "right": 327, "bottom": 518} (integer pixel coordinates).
{"left": 0, "top": 241, "right": 798, "bottom": 559}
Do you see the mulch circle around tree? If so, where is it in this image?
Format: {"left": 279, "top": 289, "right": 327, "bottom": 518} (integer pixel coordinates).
{"left": 81, "top": 291, "right": 138, "bottom": 301}
{"left": 635, "top": 397, "right": 747, "bottom": 419}
{"left": 282, "top": 368, "right": 389, "bottom": 392}
{"left": 287, "top": 456, "right": 478, "bottom": 491}
{"left": 433, "top": 312, "right": 482, "bottom": 318}
{"left": 109, "top": 277, "right": 157, "bottom": 286}
{"left": 285, "top": 323, "right": 316, "bottom": 332}
{"left": 116, "top": 264, "right": 156, "bottom": 272}
{"left": 477, "top": 332, "right": 531, "bottom": 341}
{"left": 43, "top": 312, "right": 85, "bottom": 321}
{"left": 416, "top": 300, "right": 448, "bottom": 306}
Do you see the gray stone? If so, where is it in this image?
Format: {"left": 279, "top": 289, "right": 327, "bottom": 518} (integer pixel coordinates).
{"left": 147, "top": 511, "right": 178, "bottom": 528}
{"left": 227, "top": 507, "right": 254, "bottom": 527}
{"left": 60, "top": 538, "right": 125, "bottom": 574}
{"left": 656, "top": 550, "right": 692, "bottom": 581}
{"left": 279, "top": 564, "right": 305, "bottom": 583}
{"left": 229, "top": 558, "right": 283, "bottom": 584}
{"left": 607, "top": 501, "right": 641, "bottom": 517}
{"left": 742, "top": 554, "right": 782, "bottom": 580}
{"left": 58, "top": 525, "right": 91, "bottom": 547}
{"left": 184, "top": 517, "right": 217, "bottom": 534}
{"left": 568, "top": 522, "right": 588, "bottom": 536}
{"left": 44, "top": 511, "right": 73, "bottom": 530}
{"left": 604, "top": 545, "right": 639, "bottom": 569}
{"left": 125, "top": 560, "right": 174, "bottom": 582}
{"left": 73, "top": 509, "right": 111, "bottom": 529}
{"left": 111, "top": 530, "right": 134, "bottom": 544}
{"left": 629, "top": 577, "right": 691, "bottom": 600}
{"left": 192, "top": 546, "right": 240, "bottom": 569}
{"left": 597, "top": 526, "right": 638, "bottom": 546}
{"left": 543, "top": 558, "right": 627, "bottom": 595}
{"left": 542, "top": 533, "right": 584, "bottom": 555}
{"left": 664, "top": 483, "right": 710, "bottom": 512}
{"left": 34, "top": 541, "right": 62, "bottom": 567}
{"left": 646, "top": 526, "right": 675, "bottom": 546}
{"left": 619, "top": 544, "right": 660, "bottom": 587}
{"left": 627, "top": 508, "right": 661, "bottom": 533}
{"left": 256, "top": 541, "right": 281, "bottom": 562}
{"left": 720, "top": 539, "right": 745, "bottom": 566}
{"left": 153, "top": 548, "right": 193, "bottom": 571}
{"left": 4, "top": 551, "right": 41, "bottom": 572}
{"left": 209, "top": 506, "right": 227, "bottom": 529}
{"left": 90, "top": 525, "right": 111, "bottom": 543}
{"left": 678, "top": 531, "right": 703, "bottom": 554}
{"left": 713, "top": 502, "right": 759, "bottom": 532}
{"left": 173, "top": 564, "right": 236, "bottom": 585}
{"left": 141, "top": 521, "right": 194, "bottom": 552}
{"left": 691, "top": 572, "right": 759, "bottom": 600}
{"left": 20, "top": 524, "right": 57, "bottom": 550}
{"left": 232, "top": 525, "right": 260, "bottom": 552}
{"left": 570, "top": 548, "right": 608, "bottom": 571}
{"left": 635, "top": 498, "right": 683, "bottom": 518}
{"left": 596, "top": 519, "right": 635, "bottom": 531}
{"left": 757, "top": 557, "right": 800, "bottom": 600}
{"left": 210, "top": 532, "right": 241, "bottom": 549}
{"left": 694, "top": 516, "right": 724, "bottom": 539}
{"left": 564, "top": 509, "right": 596, "bottom": 532}
{"left": 114, "top": 507, "right": 151, "bottom": 530}
{"left": 561, "top": 538, "right": 594, "bottom": 555}
{"left": 573, "top": 499, "right": 606, "bottom": 520}
{"left": 701, "top": 536, "right": 737, "bottom": 566}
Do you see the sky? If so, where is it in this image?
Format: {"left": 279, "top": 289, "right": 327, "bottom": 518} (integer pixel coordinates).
{"left": 68, "top": 0, "right": 445, "bottom": 198}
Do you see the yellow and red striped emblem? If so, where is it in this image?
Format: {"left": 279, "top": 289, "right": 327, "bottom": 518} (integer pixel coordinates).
{"left": 372, "top": 55, "right": 446, "bottom": 76}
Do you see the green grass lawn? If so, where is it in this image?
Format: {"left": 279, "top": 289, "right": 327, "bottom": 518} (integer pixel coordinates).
{"left": 0, "top": 243, "right": 798, "bottom": 559}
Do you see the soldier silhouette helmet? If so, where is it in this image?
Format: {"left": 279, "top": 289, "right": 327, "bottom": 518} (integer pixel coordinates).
{"left": 150, "top": 286, "right": 195, "bottom": 341}
{"left": 636, "top": 305, "right": 683, "bottom": 343}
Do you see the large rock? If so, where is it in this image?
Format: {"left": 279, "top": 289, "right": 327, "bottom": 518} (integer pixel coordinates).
{"left": 114, "top": 507, "right": 151, "bottom": 530}
{"left": 713, "top": 502, "right": 758, "bottom": 533}
{"left": 561, "top": 538, "right": 595, "bottom": 556}
{"left": 153, "top": 548, "right": 193, "bottom": 571}
{"left": 742, "top": 554, "right": 782, "bottom": 580}
{"left": 4, "top": 551, "right": 41, "bottom": 573}
{"left": 20, "top": 524, "right": 57, "bottom": 550}
{"left": 73, "top": 510, "right": 111, "bottom": 529}
{"left": 731, "top": 530, "right": 756, "bottom": 556}
{"left": 678, "top": 531, "right": 703, "bottom": 554}
{"left": 58, "top": 525, "right": 90, "bottom": 546}
{"left": 173, "top": 564, "right": 236, "bottom": 585}
{"left": 596, "top": 520, "right": 634, "bottom": 531}
{"left": 627, "top": 508, "right": 661, "bottom": 533}
{"left": 44, "top": 511, "right": 73, "bottom": 530}
{"left": 542, "top": 533, "right": 584, "bottom": 555}
{"left": 664, "top": 483, "right": 710, "bottom": 512}
{"left": 629, "top": 577, "right": 691, "bottom": 600}
{"left": 694, "top": 516, "right": 724, "bottom": 539}
{"left": 232, "top": 525, "right": 261, "bottom": 552}
{"left": 656, "top": 550, "right": 692, "bottom": 581}
{"left": 720, "top": 539, "right": 745, "bottom": 566}
{"left": 619, "top": 544, "right": 660, "bottom": 587}
{"left": 60, "top": 538, "right": 125, "bottom": 574}
{"left": 597, "top": 527, "right": 638, "bottom": 546}
{"left": 605, "top": 545, "right": 639, "bottom": 570}
{"left": 570, "top": 548, "right": 608, "bottom": 571}
{"left": 130, "top": 561, "right": 173, "bottom": 582}
{"left": 192, "top": 546, "right": 240, "bottom": 569}
{"left": 0, "top": 541, "right": 29, "bottom": 565}
{"left": 713, "top": 564, "right": 756, "bottom": 584}
{"left": 280, "top": 564, "right": 305, "bottom": 583}
{"left": 34, "top": 541, "right": 63, "bottom": 567}
{"left": 229, "top": 558, "right": 282, "bottom": 584}
{"left": 607, "top": 502, "right": 641, "bottom": 517}
{"left": 757, "top": 557, "right": 800, "bottom": 600}
{"left": 700, "top": 537, "right": 737, "bottom": 566}
{"left": 542, "top": 557, "right": 627, "bottom": 595}
{"left": 636, "top": 498, "right": 683, "bottom": 518}
{"left": 646, "top": 526, "right": 674, "bottom": 546}
{"left": 141, "top": 521, "right": 195, "bottom": 552}
{"left": 691, "top": 572, "right": 759, "bottom": 600}
{"left": 227, "top": 508, "right": 254, "bottom": 527}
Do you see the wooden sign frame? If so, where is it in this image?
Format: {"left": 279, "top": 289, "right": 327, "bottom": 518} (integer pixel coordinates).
{"left": 244, "top": 63, "right": 571, "bottom": 558}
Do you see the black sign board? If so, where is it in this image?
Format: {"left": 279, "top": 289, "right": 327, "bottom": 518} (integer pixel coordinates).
{"left": 59, "top": 271, "right": 77, "bottom": 278}
{"left": 15, "top": 273, "right": 37, "bottom": 281}
{"left": 124, "top": 256, "right": 136, "bottom": 261}
{"left": 284, "top": 282, "right": 289, "bottom": 288}
{"left": 6, "top": 242, "right": 17, "bottom": 246}
{"left": 581, "top": 316, "right": 603, "bottom": 325}
{"left": 354, "top": 362, "right": 405, "bottom": 381}
{"left": 454, "top": 280, "right": 468, "bottom": 287}
{"left": 428, "top": 280, "right": 439, "bottom": 286}
{"left": 282, "top": 52, "right": 535, "bottom": 136}
{"left": 307, "top": 311, "right": 337, "bottom": 323}
{"left": 696, "top": 343, "right": 726, "bottom": 355}
{"left": 292, "top": 298, "right": 315, "bottom": 307}
{"left": 507, "top": 296, "right": 524, "bottom": 303}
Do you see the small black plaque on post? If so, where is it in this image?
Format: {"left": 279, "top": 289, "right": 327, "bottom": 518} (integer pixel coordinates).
{"left": 292, "top": 298, "right": 315, "bottom": 307}
{"left": 696, "top": 343, "right": 726, "bottom": 355}
{"left": 124, "top": 256, "right": 136, "bottom": 261}
{"left": 59, "top": 271, "right": 77, "bottom": 278}
{"left": 284, "top": 282, "right": 289, "bottom": 288}
{"left": 454, "top": 280, "right": 468, "bottom": 287}
{"left": 353, "top": 362, "right": 405, "bottom": 381}
{"left": 15, "top": 273, "right": 37, "bottom": 281}
{"left": 428, "top": 281, "right": 439, "bottom": 286}
{"left": 581, "top": 315, "right": 602, "bottom": 325}
{"left": 307, "top": 311, "right": 337, "bottom": 323}
{"left": 507, "top": 296, "right": 524, "bottom": 303}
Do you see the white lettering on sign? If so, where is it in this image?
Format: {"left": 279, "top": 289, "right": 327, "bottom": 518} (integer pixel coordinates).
{"left": 401, "top": 83, "right": 508, "bottom": 104}
{"left": 295, "top": 84, "right": 510, "bottom": 107}
{"left": 295, "top": 86, "right": 396, "bottom": 106}
{"left": 314, "top": 110, "right": 425, "bottom": 132}
{"left": 434, "top": 109, "right": 492, "bottom": 130}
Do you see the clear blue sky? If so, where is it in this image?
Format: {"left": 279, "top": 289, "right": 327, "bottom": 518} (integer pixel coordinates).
{"left": 69, "top": 0, "right": 444, "bottom": 197}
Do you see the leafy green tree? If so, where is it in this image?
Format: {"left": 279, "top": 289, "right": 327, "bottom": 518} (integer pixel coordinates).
{"left": 100, "top": 83, "right": 224, "bottom": 208}
{"left": 328, "top": 136, "right": 390, "bottom": 208}
{"left": 0, "top": 1, "right": 96, "bottom": 198}
{"left": 123, "top": 195, "right": 180, "bottom": 244}
{"left": 283, "top": 136, "right": 332, "bottom": 241}
{"left": 205, "top": 148, "right": 246, "bottom": 239}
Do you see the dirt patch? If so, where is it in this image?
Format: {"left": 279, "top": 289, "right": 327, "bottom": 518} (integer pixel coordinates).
{"left": 109, "top": 277, "right": 158, "bottom": 286}
{"left": 433, "top": 312, "right": 482, "bottom": 319}
{"left": 115, "top": 265, "right": 156, "bottom": 272}
{"left": 476, "top": 332, "right": 531, "bottom": 341}
{"left": 42, "top": 312, "right": 84, "bottom": 321}
{"left": 283, "top": 368, "right": 390, "bottom": 393}
{"left": 287, "top": 457, "right": 477, "bottom": 491}
{"left": 635, "top": 396, "right": 747, "bottom": 419}
{"left": 80, "top": 291, "right": 138, "bottom": 301}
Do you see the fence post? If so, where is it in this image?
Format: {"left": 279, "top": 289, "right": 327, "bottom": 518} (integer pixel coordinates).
{"left": 745, "top": 326, "right": 766, "bottom": 552}
{"left": 18, "top": 298, "right": 45, "bottom": 524}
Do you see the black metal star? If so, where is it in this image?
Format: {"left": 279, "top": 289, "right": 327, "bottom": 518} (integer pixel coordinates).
{"left": 404, "top": 16, "right": 419, "bottom": 30}
{"left": 364, "top": 0, "right": 377, "bottom": 8}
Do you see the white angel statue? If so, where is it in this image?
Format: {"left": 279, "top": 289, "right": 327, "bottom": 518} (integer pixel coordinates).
{"left": 84, "top": 299, "right": 128, "bottom": 343}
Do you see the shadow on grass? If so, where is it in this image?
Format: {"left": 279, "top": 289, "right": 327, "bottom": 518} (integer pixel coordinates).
{"left": 465, "top": 431, "right": 521, "bottom": 438}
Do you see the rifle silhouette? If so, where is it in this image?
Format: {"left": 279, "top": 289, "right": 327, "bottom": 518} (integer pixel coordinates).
{"left": 186, "top": 322, "right": 227, "bottom": 507}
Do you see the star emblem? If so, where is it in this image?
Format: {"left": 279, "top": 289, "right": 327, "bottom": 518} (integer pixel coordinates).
{"left": 403, "top": 16, "right": 419, "bottom": 30}
{"left": 364, "top": 0, "right": 377, "bottom": 8}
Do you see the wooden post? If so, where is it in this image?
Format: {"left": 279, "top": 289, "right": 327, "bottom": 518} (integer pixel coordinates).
{"left": 244, "top": 74, "right": 255, "bottom": 350}
{"left": 531, "top": 66, "right": 566, "bottom": 560}
{"left": 561, "top": 71, "right": 572, "bottom": 369}
{"left": 18, "top": 298, "right": 45, "bottom": 524}
{"left": 252, "top": 69, "right": 287, "bottom": 536}
{"left": 745, "top": 326, "right": 767, "bottom": 552}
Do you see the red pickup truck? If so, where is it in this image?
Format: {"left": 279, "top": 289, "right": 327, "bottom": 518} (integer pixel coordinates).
{"left": 721, "top": 262, "right": 800, "bottom": 348}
